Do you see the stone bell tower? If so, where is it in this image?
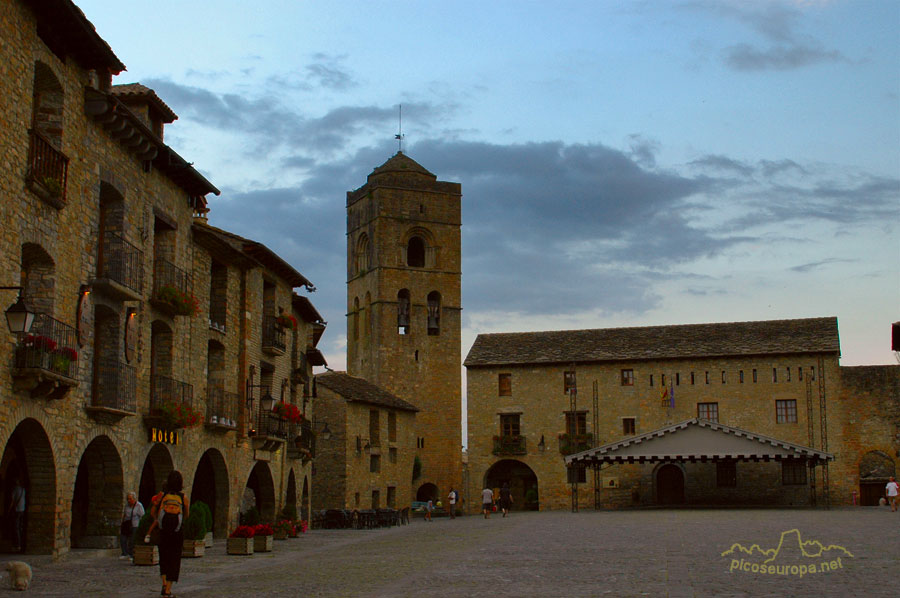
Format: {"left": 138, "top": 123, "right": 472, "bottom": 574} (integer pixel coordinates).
{"left": 346, "top": 151, "right": 462, "bottom": 502}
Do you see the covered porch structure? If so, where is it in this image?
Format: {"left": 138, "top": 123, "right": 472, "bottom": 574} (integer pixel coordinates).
{"left": 565, "top": 419, "right": 834, "bottom": 508}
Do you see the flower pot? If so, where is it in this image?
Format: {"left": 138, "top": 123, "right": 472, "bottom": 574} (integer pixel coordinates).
{"left": 253, "top": 535, "right": 273, "bottom": 552}
{"left": 227, "top": 537, "right": 254, "bottom": 555}
{"left": 274, "top": 529, "right": 288, "bottom": 541}
{"left": 204, "top": 531, "right": 214, "bottom": 548}
{"left": 182, "top": 539, "right": 205, "bottom": 558}
{"left": 133, "top": 544, "right": 158, "bottom": 566}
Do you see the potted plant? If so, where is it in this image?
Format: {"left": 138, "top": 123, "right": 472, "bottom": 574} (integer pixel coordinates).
{"left": 272, "top": 402, "right": 303, "bottom": 424}
{"left": 51, "top": 346, "right": 78, "bottom": 375}
{"left": 132, "top": 512, "right": 159, "bottom": 565}
{"left": 192, "top": 501, "right": 214, "bottom": 548}
{"left": 275, "top": 314, "right": 297, "bottom": 330}
{"left": 252, "top": 523, "right": 274, "bottom": 552}
{"left": 273, "top": 520, "right": 292, "bottom": 540}
{"left": 157, "top": 401, "right": 203, "bottom": 430}
{"left": 227, "top": 525, "right": 255, "bottom": 555}
{"left": 155, "top": 284, "right": 200, "bottom": 317}
{"left": 181, "top": 503, "right": 208, "bottom": 557}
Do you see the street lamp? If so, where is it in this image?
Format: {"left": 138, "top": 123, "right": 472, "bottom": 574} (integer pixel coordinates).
{"left": 1, "top": 287, "right": 35, "bottom": 334}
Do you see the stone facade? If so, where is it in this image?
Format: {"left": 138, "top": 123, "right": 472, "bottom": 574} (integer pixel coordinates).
{"left": 465, "top": 318, "right": 900, "bottom": 511}
{"left": 345, "top": 153, "right": 462, "bottom": 503}
{"left": 312, "top": 372, "right": 417, "bottom": 511}
{"left": 0, "top": 0, "right": 325, "bottom": 556}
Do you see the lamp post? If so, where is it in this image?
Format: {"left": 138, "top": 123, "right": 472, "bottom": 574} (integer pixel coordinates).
{"left": 1, "top": 287, "right": 35, "bottom": 334}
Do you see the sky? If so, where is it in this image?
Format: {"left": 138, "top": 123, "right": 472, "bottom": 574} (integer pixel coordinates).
{"left": 77, "top": 0, "right": 899, "bottom": 385}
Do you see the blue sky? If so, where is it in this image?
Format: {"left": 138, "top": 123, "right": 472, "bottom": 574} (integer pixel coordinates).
{"left": 78, "top": 0, "right": 899, "bottom": 372}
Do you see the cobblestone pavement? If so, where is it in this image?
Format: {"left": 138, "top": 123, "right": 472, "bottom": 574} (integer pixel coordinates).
{"left": 6, "top": 508, "right": 898, "bottom": 598}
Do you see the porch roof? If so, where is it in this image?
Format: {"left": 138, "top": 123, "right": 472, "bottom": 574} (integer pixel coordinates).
{"left": 564, "top": 419, "right": 834, "bottom": 465}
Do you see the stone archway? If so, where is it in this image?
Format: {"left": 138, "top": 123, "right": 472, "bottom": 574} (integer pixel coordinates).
{"left": 284, "top": 469, "right": 297, "bottom": 519}
{"left": 859, "top": 450, "right": 896, "bottom": 506}
{"left": 484, "top": 459, "right": 539, "bottom": 511}
{"left": 244, "top": 462, "right": 276, "bottom": 524}
{"left": 191, "top": 449, "right": 229, "bottom": 538}
{"left": 416, "top": 483, "right": 438, "bottom": 503}
{"left": 138, "top": 444, "right": 173, "bottom": 510}
{"left": 656, "top": 463, "right": 685, "bottom": 505}
{"left": 71, "top": 436, "right": 123, "bottom": 548}
{"left": 300, "top": 477, "right": 309, "bottom": 522}
{"left": 0, "top": 419, "right": 56, "bottom": 554}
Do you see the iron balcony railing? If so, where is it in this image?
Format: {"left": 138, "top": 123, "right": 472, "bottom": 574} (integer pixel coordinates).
{"left": 206, "top": 387, "right": 238, "bottom": 427}
{"left": 492, "top": 435, "right": 527, "bottom": 456}
{"left": 92, "top": 359, "right": 137, "bottom": 412}
{"left": 150, "top": 374, "right": 193, "bottom": 412}
{"left": 29, "top": 129, "right": 68, "bottom": 204}
{"left": 262, "top": 315, "right": 286, "bottom": 353}
{"left": 15, "top": 313, "right": 78, "bottom": 379}
{"left": 256, "top": 408, "right": 289, "bottom": 439}
{"left": 100, "top": 232, "right": 144, "bottom": 294}
{"left": 289, "top": 419, "right": 316, "bottom": 457}
{"left": 153, "top": 256, "right": 191, "bottom": 297}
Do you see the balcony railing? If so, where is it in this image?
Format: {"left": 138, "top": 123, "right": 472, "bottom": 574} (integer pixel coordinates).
{"left": 14, "top": 313, "right": 79, "bottom": 380}
{"left": 492, "top": 435, "right": 527, "bottom": 456}
{"left": 150, "top": 374, "right": 193, "bottom": 412}
{"left": 255, "top": 409, "right": 289, "bottom": 440}
{"left": 558, "top": 433, "right": 593, "bottom": 455}
{"left": 262, "top": 315, "right": 286, "bottom": 354}
{"left": 28, "top": 129, "right": 68, "bottom": 207}
{"left": 151, "top": 257, "right": 194, "bottom": 316}
{"left": 92, "top": 359, "right": 137, "bottom": 412}
{"left": 287, "top": 419, "right": 316, "bottom": 460}
{"left": 206, "top": 387, "right": 238, "bottom": 429}
{"left": 98, "top": 232, "right": 144, "bottom": 296}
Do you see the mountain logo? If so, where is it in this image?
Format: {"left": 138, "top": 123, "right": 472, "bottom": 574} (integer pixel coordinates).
{"left": 721, "top": 529, "right": 853, "bottom": 577}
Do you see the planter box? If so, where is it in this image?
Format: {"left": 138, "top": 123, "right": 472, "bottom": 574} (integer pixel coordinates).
{"left": 253, "top": 535, "right": 273, "bottom": 552}
{"left": 226, "top": 537, "right": 254, "bottom": 555}
{"left": 182, "top": 539, "right": 205, "bottom": 558}
{"left": 274, "top": 529, "right": 288, "bottom": 541}
{"left": 133, "top": 545, "right": 158, "bottom": 566}
{"left": 204, "top": 531, "right": 214, "bottom": 548}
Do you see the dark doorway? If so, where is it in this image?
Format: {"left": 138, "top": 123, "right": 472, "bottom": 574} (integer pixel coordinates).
{"left": 416, "top": 483, "right": 438, "bottom": 502}
{"left": 138, "top": 444, "right": 174, "bottom": 510}
{"left": 71, "top": 436, "right": 123, "bottom": 548}
{"left": 245, "top": 462, "right": 276, "bottom": 523}
{"left": 191, "top": 449, "right": 229, "bottom": 538}
{"left": 656, "top": 464, "right": 685, "bottom": 505}
{"left": 484, "top": 459, "right": 539, "bottom": 511}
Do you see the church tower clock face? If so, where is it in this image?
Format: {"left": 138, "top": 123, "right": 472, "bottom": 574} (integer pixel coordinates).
{"left": 346, "top": 151, "right": 462, "bottom": 503}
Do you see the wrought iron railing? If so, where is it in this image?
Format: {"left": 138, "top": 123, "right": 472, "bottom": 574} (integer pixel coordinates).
{"left": 558, "top": 433, "right": 593, "bottom": 455}
{"left": 492, "top": 435, "right": 527, "bottom": 456}
{"left": 262, "top": 315, "right": 286, "bottom": 353}
{"left": 153, "top": 256, "right": 191, "bottom": 297}
{"left": 288, "top": 419, "right": 316, "bottom": 457}
{"left": 29, "top": 129, "right": 68, "bottom": 203}
{"left": 150, "top": 374, "right": 193, "bottom": 412}
{"left": 100, "top": 232, "right": 144, "bottom": 294}
{"left": 15, "top": 313, "right": 78, "bottom": 379}
{"left": 92, "top": 359, "right": 137, "bottom": 412}
{"left": 206, "top": 387, "right": 238, "bottom": 427}
{"left": 256, "top": 409, "right": 289, "bottom": 439}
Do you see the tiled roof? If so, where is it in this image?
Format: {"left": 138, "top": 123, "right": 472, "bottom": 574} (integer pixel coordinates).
{"left": 369, "top": 152, "right": 435, "bottom": 179}
{"left": 316, "top": 372, "right": 418, "bottom": 412}
{"left": 111, "top": 83, "right": 178, "bottom": 123}
{"left": 26, "top": 0, "right": 126, "bottom": 73}
{"left": 464, "top": 317, "right": 839, "bottom": 367}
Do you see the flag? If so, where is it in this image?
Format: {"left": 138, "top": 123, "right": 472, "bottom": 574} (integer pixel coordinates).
{"left": 660, "top": 383, "right": 668, "bottom": 405}
{"left": 669, "top": 381, "right": 675, "bottom": 409}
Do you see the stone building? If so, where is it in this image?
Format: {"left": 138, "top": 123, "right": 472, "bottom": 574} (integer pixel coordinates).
{"left": 313, "top": 372, "right": 417, "bottom": 511}
{"left": 465, "top": 317, "right": 900, "bottom": 511}
{"left": 0, "top": 0, "right": 326, "bottom": 555}
{"left": 344, "top": 152, "right": 463, "bottom": 503}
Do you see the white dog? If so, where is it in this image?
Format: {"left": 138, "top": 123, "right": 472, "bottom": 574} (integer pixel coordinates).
{"left": 5, "top": 561, "right": 32, "bottom": 591}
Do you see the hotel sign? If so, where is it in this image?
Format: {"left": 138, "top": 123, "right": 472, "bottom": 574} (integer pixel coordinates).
{"left": 149, "top": 428, "right": 179, "bottom": 445}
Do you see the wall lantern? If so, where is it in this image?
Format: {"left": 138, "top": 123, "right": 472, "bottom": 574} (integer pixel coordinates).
{"left": 1, "top": 287, "right": 35, "bottom": 334}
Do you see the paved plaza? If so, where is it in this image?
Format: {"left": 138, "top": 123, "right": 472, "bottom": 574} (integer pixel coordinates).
{"left": 7, "top": 508, "right": 898, "bottom": 597}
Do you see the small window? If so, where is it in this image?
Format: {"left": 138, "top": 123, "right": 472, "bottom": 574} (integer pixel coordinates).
{"left": 809, "top": 367, "right": 815, "bottom": 381}
{"left": 407, "top": 236, "right": 425, "bottom": 267}
{"left": 620, "top": 369, "right": 634, "bottom": 386}
{"left": 567, "top": 465, "right": 587, "bottom": 484}
{"left": 387, "top": 486, "right": 396, "bottom": 508}
{"left": 697, "top": 402, "right": 719, "bottom": 422}
{"left": 717, "top": 461, "right": 736, "bottom": 487}
{"left": 354, "top": 492, "right": 360, "bottom": 507}
{"left": 389, "top": 447, "right": 398, "bottom": 464}
{"left": 397, "top": 289, "right": 410, "bottom": 335}
{"left": 500, "top": 414, "right": 520, "bottom": 437}
{"left": 739, "top": 370, "right": 744, "bottom": 383}
{"left": 622, "top": 417, "right": 635, "bottom": 435}
{"left": 369, "top": 409, "right": 380, "bottom": 447}
{"left": 721, "top": 371, "right": 726, "bottom": 384}
{"left": 565, "top": 412, "right": 587, "bottom": 436}
{"left": 370, "top": 454, "right": 381, "bottom": 473}
{"left": 773, "top": 367, "right": 778, "bottom": 383}
{"left": 786, "top": 367, "right": 791, "bottom": 382}
{"left": 782, "top": 461, "right": 807, "bottom": 485}
{"left": 649, "top": 374, "right": 654, "bottom": 387}
{"left": 564, "top": 371, "right": 577, "bottom": 394}
{"left": 388, "top": 412, "right": 397, "bottom": 442}
{"left": 752, "top": 369, "right": 757, "bottom": 383}
{"left": 371, "top": 489, "right": 381, "bottom": 509}
{"left": 675, "top": 373, "right": 680, "bottom": 386}
{"left": 690, "top": 372, "right": 695, "bottom": 385}
{"left": 498, "top": 373, "right": 511, "bottom": 396}
{"left": 661, "top": 374, "right": 666, "bottom": 387}
{"left": 426, "top": 291, "right": 441, "bottom": 336}
{"left": 798, "top": 367, "right": 803, "bottom": 381}
{"left": 776, "top": 400, "right": 798, "bottom": 423}
{"left": 705, "top": 371, "right": 710, "bottom": 384}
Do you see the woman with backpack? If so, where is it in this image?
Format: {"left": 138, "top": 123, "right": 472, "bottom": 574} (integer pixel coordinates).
{"left": 149, "top": 470, "right": 189, "bottom": 598}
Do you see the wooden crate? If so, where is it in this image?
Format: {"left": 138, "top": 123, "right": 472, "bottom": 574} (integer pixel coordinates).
{"left": 253, "top": 535, "right": 273, "bottom": 552}
{"left": 182, "top": 539, "right": 205, "bottom": 558}
{"left": 133, "top": 545, "right": 158, "bottom": 566}
{"left": 226, "top": 537, "right": 254, "bottom": 555}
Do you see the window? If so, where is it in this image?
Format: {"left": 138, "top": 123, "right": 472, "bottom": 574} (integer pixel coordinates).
{"left": 369, "top": 409, "right": 380, "bottom": 447}
{"left": 567, "top": 465, "right": 587, "bottom": 484}
{"left": 209, "top": 261, "right": 227, "bottom": 330}
{"left": 389, "top": 447, "right": 397, "bottom": 464}
{"left": 397, "top": 289, "right": 410, "bottom": 335}
{"left": 717, "top": 461, "right": 737, "bottom": 487}
{"left": 752, "top": 369, "right": 757, "bottom": 383}
{"left": 388, "top": 412, "right": 397, "bottom": 442}
{"left": 786, "top": 367, "right": 791, "bottom": 382}
{"left": 650, "top": 374, "right": 654, "bottom": 387}
{"left": 426, "top": 291, "right": 441, "bottom": 335}
{"left": 354, "top": 492, "right": 360, "bottom": 507}
{"left": 387, "top": 486, "right": 396, "bottom": 508}
{"left": 809, "top": 366, "right": 815, "bottom": 381}
{"left": 622, "top": 417, "right": 636, "bottom": 435}
{"left": 565, "top": 411, "right": 587, "bottom": 436}
{"left": 739, "top": 370, "right": 744, "bottom": 383}
{"left": 697, "top": 402, "right": 719, "bottom": 422}
{"left": 564, "top": 371, "right": 576, "bottom": 394}
{"left": 500, "top": 414, "right": 520, "bottom": 437}
{"left": 353, "top": 297, "right": 360, "bottom": 340}
{"left": 370, "top": 454, "right": 381, "bottom": 473}
{"left": 620, "top": 369, "right": 634, "bottom": 386}
{"left": 773, "top": 367, "right": 778, "bottom": 383}
{"left": 407, "top": 236, "right": 425, "bottom": 267}
{"left": 721, "top": 371, "right": 726, "bottom": 384}
{"left": 675, "top": 373, "right": 680, "bottom": 386}
{"left": 371, "top": 490, "right": 381, "bottom": 509}
{"left": 705, "top": 371, "right": 710, "bottom": 384}
{"left": 355, "top": 233, "right": 370, "bottom": 275}
{"left": 498, "top": 373, "right": 511, "bottom": 396}
{"left": 776, "top": 400, "right": 798, "bottom": 423}
{"left": 782, "top": 461, "right": 807, "bottom": 485}
{"left": 416, "top": 437, "right": 425, "bottom": 449}
{"left": 798, "top": 367, "right": 803, "bottom": 381}
{"left": 690, "top": 372, "right": 695, "bottom": 385}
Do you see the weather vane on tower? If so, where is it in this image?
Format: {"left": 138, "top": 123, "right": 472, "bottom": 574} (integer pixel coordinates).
{"left": 395, "top": 104, "right": 405, "bottom": 153}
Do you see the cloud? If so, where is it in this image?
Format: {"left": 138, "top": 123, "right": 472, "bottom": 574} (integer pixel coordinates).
{"left": 306, "top": 54, "right": 358, "bottom": 90}
{"left": 790, "top": 258, "right": 857, "bottom": 273}
{"left": 724, "top": 43, "right": 846, "bottom": 71}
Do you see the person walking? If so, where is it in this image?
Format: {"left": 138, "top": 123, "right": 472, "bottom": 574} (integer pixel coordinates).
{"left": 481, "top": 487, "right": 494, "bottom": 519}
{"left": 499, "top": 482, "right": 513, "bottom": 517}
{"left": 887, "top": 476, "right": 899, "bottom": 512}
{"left": 425, "top": 498, "right": 434, "bottom": 522}
{"left": 447, "top": 488, "right": 458, "bottom": 519}
{"left": 149, "top": 470, "right": 189, "bottom": 598}
{"left": 119, "top": 491, "right": 144, "bottom": 560}
{"left": 8, "top": 475, "right": 25, "bottom": 553}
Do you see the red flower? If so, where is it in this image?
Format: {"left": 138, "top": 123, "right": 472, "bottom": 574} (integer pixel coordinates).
{"left": 229, "top": 525, "right": 255, "bottom": 538}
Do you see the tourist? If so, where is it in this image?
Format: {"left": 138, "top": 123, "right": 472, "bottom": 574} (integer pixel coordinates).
{"left": 887, "top": 476, "right": 899, "bottom": 512}
{"left": 499, "top": 482, "right": 513, "bottom": 517}
{"left": 481, "top": 487, "right": 494, "bottom": 519}
{"left": 425, "top": 498, "right": 434, "bottom": 521}
{"left": 8, "top": 475, "right": 25, "bottom": 553}
{"left": 119, "top": 491, "right": 144, "bottom": 560}
{"left": 447, "top": 487, "right": 457, "bottom": 519}
{"left": 149, "top": 470, "right": 189, "bottom": 598}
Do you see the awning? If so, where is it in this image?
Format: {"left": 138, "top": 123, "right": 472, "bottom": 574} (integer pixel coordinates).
{"left": 565, "top": 418, "right": 834, "bottom": 465}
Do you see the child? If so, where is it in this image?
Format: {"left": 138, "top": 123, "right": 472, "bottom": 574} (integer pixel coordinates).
{"left": 425, "top": 499, "right": 434, "bottom": 522}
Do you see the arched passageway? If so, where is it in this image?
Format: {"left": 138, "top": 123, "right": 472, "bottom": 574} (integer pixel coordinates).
{"left": 300, "top": 477, "right": 309, "bottom": 522}
{"left": 243, "top": 462, "right": 276, "bottom": 523}
{"left": 656, "top": 463, "right": 686, "bottom": 505}
{"left": 416, "top": 483, "right": 438, "bottom": 502}
{"left": 1, "top": 419, "right": 56, "bottom": 554}
{"left": 138, "top": 444, "right": 173, "bottom": 510}
{"left": 484, "top": 460, "right": 539, "bottom": 511}
{"left": 71, "top": 436, "right": 123, "bottom": 548}
{"left": 284, "top": 469, "right": 297, "bottom": 519}
{"left": 191, "top": 449, "right": 229, "bottom": 537}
